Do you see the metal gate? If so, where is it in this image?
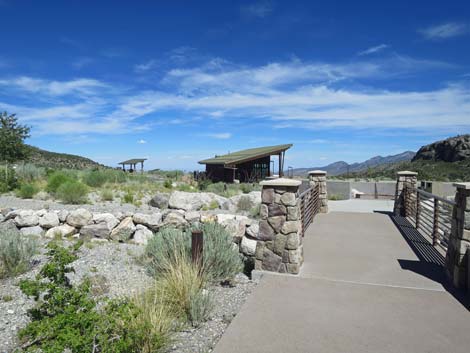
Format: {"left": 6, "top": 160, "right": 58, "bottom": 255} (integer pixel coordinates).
{"left": 299, "top": 183, "right": 320, "bottom": 236}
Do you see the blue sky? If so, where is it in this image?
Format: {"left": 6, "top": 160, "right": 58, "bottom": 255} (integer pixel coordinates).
{"left": 1, "top": 0, "right": 469, "bottom": 170}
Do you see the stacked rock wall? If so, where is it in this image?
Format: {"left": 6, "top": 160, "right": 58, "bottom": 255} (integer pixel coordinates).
{"left": 308, "top": 170, "right": 328, "bottom": 213}
{"left": 253, "top": 179, "right": 303, "bottom": 274}
{"left": 393, "top": 171, "right": 418, "bottom": 217}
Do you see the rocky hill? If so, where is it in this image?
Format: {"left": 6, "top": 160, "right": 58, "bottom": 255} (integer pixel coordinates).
{"left": 292, "top": 151, "right": 415, "bottom": 176}
{"left": 412, "top": 134, "right": 470, "bottom": 162}
{"left": 23, "top": 145, "right": 106, "bottom": 170}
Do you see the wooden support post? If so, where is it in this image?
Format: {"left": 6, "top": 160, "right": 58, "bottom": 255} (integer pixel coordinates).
{"left": 416, "top": 191, "right": 421, "bottom": 229}
{"left": 191, "top": 230, "right": 203, "bottom": 265}
{"left": 432, "top": 198, "right": 439, "bottom": 246}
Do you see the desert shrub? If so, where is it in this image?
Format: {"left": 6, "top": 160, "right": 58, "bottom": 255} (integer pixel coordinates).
{"left": 16, "top": 183, "right": 39, "bottom": 199}
{"left": 237, "top": 195, "right": 254, "bottom": 211}
{"left": 204, "top": 182, "right": 225, "bottom": 194}
{"left": 18, "top": 243, "right": 170, "bottom": 353}
{"left": 197, "top": 179, "right": 211, "bottom": 191}
{"left": 0, "top": 166, "right": 18, "bottom": 192}
{"left": 328, "top": 194, "right": 345, "bottom": 201}
{"left": 46, "top": 171, "right": 75, "bottom": 193}
{"left": 15, "top": 163, "right": 46, "bottom": 182}
{"left": 163, "top": 179, "right": 173, "bottom": 189}
{"left": 239, "top": 183, "right": 255, "bottom": 194}
{"left": 123, "top": 190, "right": 134, "bottom": 204}
{"left": 83, "top": 169, "right": 108, "bottom": 187}
{"left": 0, "top": 230, "right": 37, "bottom": 278}
{"left": 249, "top": 204, "right": 261, "bottom": 218}
{"left": 176, "top": 183, "right": 193, "bottom": 192}
{"left": 145, "top": 222, "right": 243, "bottom": 283}
{"left": 187, "top": 289, "right": 213, "bottom": 327}
{"left": 100, "top": 188, "right": 114, "bottom": 201}
{"left": 56, "top": 180, "right": 88, "bottom": 204}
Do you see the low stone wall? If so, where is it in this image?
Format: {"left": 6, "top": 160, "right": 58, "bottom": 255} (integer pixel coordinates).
{"left": 0, "top": 206, "right": 260, "bottom": 257}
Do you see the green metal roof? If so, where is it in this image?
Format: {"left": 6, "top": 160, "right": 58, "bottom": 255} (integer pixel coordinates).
{"left": 118, "top": 158, "right": 147, "bottom": 165}
{"left": 199, "top": 144, "right": 292, "bottom": 166}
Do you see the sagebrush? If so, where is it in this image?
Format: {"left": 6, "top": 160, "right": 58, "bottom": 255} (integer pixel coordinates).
{"left": 0, "top": 228, "right": 37, "bottom": 279}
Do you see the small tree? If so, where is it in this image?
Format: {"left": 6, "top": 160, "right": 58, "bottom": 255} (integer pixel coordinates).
{"left": 0, "top": 112, "right": 30, "bottom": 186}
{"left": 0, "top": 112, "right": 30, "bottom": 163}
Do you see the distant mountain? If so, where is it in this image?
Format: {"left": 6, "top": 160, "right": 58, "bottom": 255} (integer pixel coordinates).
{"left": 412, "top": 134, "right": 470, "bottom": 162}
{"left": 23, "top": 145, "right": 106, "bottom": 170}
{"left": 292, "top": 151, "right": 416, "bottom": 176}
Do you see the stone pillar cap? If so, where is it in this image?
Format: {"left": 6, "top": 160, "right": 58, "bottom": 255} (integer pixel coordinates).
{"left": 260, "top": 178, "right": 301, "bottom": 187}
{"left": 308, "top": 170, "right": 327, "bottom": 175}
{"left": 397, "top": 171, "right": 418, "bottom": 176}
{"left": 454, "top": 182, "right": 470, "bottom": 190}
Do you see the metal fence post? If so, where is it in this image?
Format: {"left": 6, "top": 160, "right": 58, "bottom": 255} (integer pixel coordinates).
{"left": 432, "top": 198, "right": 439, "bottom": 246}
{"left": 416, "top": 190, "right": 421, "bottom": 229}
{"left": 191, "top": 230, "right": 204, "bottom": 265}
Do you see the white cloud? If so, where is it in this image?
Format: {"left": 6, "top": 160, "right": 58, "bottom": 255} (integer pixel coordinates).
{"left": 134, "top": 60, "right": 157, "bottom": 73}
{"left": 357, "top": 44, "right": 389, "bottom": 56}
{"left": 241, "top": 1, "right": 273, "bottom": 18}
{"left": 0, "top": 55, "right": 468, "bottom": 138}
{"left": 202, "top": 133, "right": 232, "bottom": 139}
{"left": 138, "top": 139, "right": 147, "bottom": 144}
{"left": 419, "top": 22, "right": 468, "bottom": 40}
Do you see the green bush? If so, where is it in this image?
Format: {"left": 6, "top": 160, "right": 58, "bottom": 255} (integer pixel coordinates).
{"left": 16, "top": 183, "right": 39, "bottom": 199}
{"left": 83, "top": 170, "right": 108, "bottom": 187}
{"left": 237, "top": 195, "right": 254, "bottom": 211}
{"left": 145, "top": 223, "right": 243, "bottom": 283}
{"left": 0, "top": 166, "right": 18, "bottom": 192}
{"left": 239, "top": 183, "right": 256, "bottom": 194}
{"left": 0, "top": 229, "right": 37, "bottom": 279}
{"left": 56, "top": 181, "right": 88, "bottom": 204}
{"left": 163, "top": 179, "right": 173, "bottom": 189}
{"left": 18, "top": 243, "right": 170, "bottom": 353}
{"left": 46, "top": 171, "right": 75, "bottom": 193}
{"left": 187, "top": 289, "right": 213, "bottom": 327}
{"left": 15, "top": 163, "right": 46, "bottom": 182}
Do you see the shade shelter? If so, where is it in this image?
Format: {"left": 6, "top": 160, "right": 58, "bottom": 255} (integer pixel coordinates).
{"left": 198, "top": 144, "right": 292, "bottom": 183}
{"left": 118, "top": 158, "right": 147, "bottom": 173}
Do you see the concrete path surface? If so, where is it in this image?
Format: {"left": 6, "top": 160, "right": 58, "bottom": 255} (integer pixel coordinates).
{"left": 328, "top": 199, "right": 394, "bottom": 213}
{"left": 214, "top": 212, "right": 470, "bottom": 353}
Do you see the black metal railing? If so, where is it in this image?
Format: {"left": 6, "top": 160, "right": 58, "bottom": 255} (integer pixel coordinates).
{"left": 299, "top": 183, "right": 320, "bottom": 237}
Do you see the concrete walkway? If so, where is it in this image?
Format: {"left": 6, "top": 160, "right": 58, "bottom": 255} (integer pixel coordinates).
{"left": 328, "top": 199, "right": 394, "bottom": 213}
{"left": 214, "top": 212, "right": 470, "bottom": 353}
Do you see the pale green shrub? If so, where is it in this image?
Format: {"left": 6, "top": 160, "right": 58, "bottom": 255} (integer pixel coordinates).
{"left": 100, "top": 188, "right": 114, "bottom": 201}
{"left": 16, "top": 183, "right": 39, "bottom": 199}
{"left": 0, "top": 230, "right": 37, "bottom": 278}
{"left": 15, "top": 163, "right": 45, "bottom": 182}
{"left": 56, "top": 181, "right": 88, "bottom": 204}
{"left": 237, "top": 195, "right": 253, "bottom": 211}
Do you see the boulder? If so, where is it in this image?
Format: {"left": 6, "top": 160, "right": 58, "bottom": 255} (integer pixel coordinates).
{"left": 92, "top": 213, "right": 120, "bottom": 230}
{"left": 149, "top": 193, "right": 170, "bottom": 209}
{"left": 240, "top": 236, "right": 257, "bottom": 256}
{"left": 15, "top": 210, "right": 39, "bottom": 227}
{"left": 162, "top": 212, "right": 188, "bottom": 227}
{"left": 57, "top": 209, "right": 69, "bottom": 222}
{"left": 216, "top": 214, "right": 236, "bottom": 223}
{"left": 39, "top": 212, "right": 60, "bottom": 229}
{"left": 34, "top": 209, "right": 47, "bottom": 217}
{"left": 245, "top": 221, "right": 259, "bottom": 239}
{"left": 185, "top": 211, "right": 201, "bottom": 223}
{"left": 200, "top": 213, "right": 217, "bottom": 223}
{"left": 66, "top": 209, "right": 92, "bottom": 228}
{"left": 4, "top": 210, "right": 19, "bottom": 221}
{"left": 45, "top": 224, "right": 77, "bottom": 238}
{"left": 80, "top": 223, "right": 111, "bottom": 239}
{"left": 219, "top": 216, "right": 248, "bottom": 241}
{"left": 132, "top": 213, "right": 162, "bottom": 230}
{"left": 110, "top": 217, "right": 136, "bottom": 241}
{"left": 168, "top": 191, "right": 213, "bottom": 211}
{"left": 0, "top": 214, "right": 4, "bottom": 223}
{"left": 132, "top": 224, "right": 153, "bottom": 245}
{"left": 20, "top": 226, "right": 44, "bottom": 237}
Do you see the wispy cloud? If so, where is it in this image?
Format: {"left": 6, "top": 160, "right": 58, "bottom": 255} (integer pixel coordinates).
{"left": 72, "top": 57, "right": 94, "bottom": 69}
{"left": 137, "top": 139, "right": 147, "bottom": 144}
{"left": 201, "top": 132, "right": 232, "bottom": 139}
{"left": 357, "top": 44, "right": 389, "bottom": 56}
{"left": 134, "top": 59, "right": 157, "bottom": 73}
{"left": 419, "top": 22, "right": 468, "bottom": 40}
{"left": 241, "top": 1, "right": 273, "bottom": 19}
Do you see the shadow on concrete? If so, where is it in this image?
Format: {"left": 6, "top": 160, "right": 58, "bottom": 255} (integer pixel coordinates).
{"left": 377, "top": 211, "right": 469, "bottom": 310}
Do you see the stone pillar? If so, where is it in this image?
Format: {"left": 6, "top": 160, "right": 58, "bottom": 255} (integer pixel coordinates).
{"left": 445, "top": 183, "right": 470, "bottom": 289}
{"left": 393, "top": 171, "right": 418, "bottom": 217}
{"left": 308, "top": 170, "right": 328, "bottom": 213}
{"left": 255, "top": 178, "right": 303, "bottom": 274}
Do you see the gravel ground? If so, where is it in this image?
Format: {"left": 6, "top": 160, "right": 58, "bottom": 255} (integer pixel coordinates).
{"left": 0, "top": 239, "right": 256, "bottom": 353}
{"left": 166, "top": 274, "right": 256, "bottom": 353}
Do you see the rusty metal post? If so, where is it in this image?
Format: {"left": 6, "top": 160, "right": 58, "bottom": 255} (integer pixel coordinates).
{"left": 432, "top": 198, "right": 439, "bottom": 246}
{"left": 416, "top": 191, "right": 421, "bottom": 229}
{"left": 191, "top": 230, "right": 203, "bottom": 265}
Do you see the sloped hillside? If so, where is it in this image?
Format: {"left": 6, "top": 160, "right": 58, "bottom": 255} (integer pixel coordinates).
{"left": 23, "top": 145, "right": 106, "bottom": 170}
{"left": 412, "top": 134, "right": 470, "bottom": 162}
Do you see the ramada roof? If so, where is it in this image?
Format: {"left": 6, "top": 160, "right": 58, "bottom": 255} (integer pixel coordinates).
{"left": 198, "top": 144, "right": 292, "bottom": 166}
{"left": 118, "top": 158, "right": 147, "bottom": 165}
